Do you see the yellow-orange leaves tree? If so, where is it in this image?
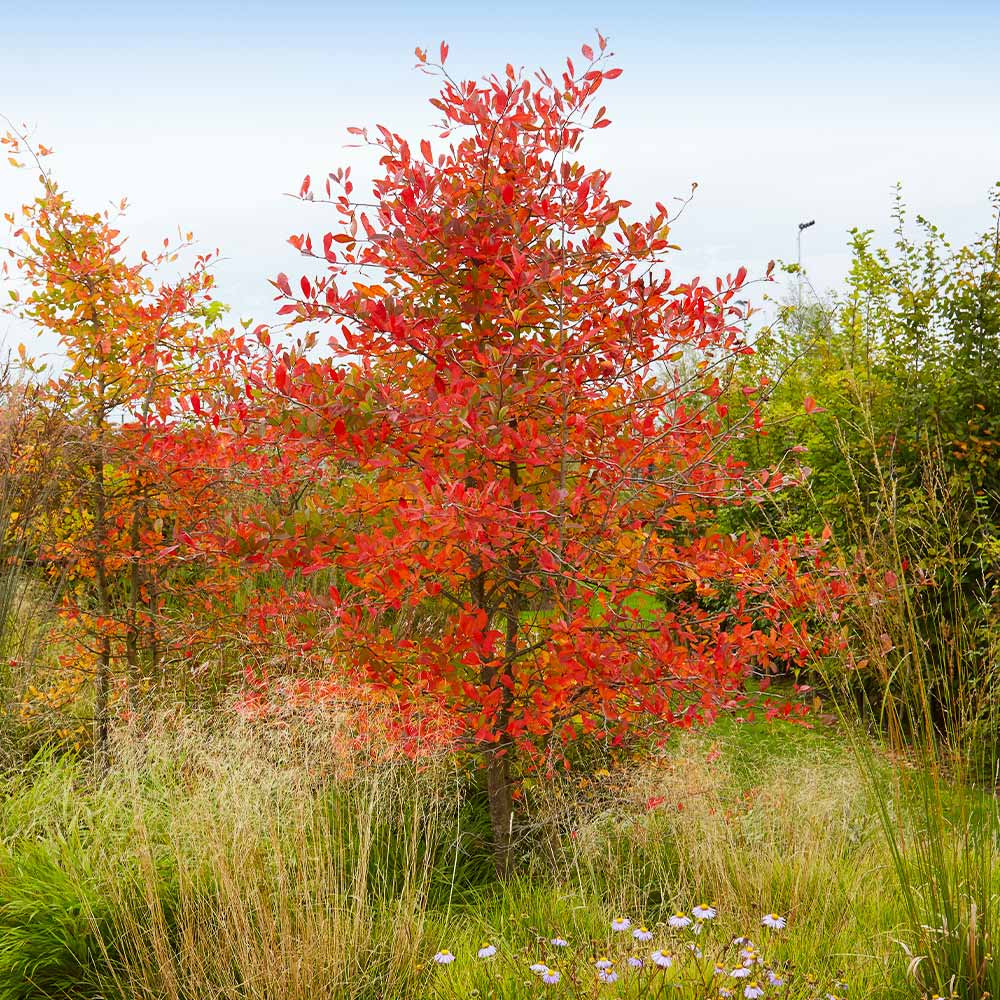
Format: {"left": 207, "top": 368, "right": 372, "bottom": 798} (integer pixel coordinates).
{"left": 2, "top": 130, "right": 237, "bottom": 758}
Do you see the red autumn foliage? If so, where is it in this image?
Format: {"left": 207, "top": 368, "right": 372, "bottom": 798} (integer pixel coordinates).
{"left": 242, "top": 37, "right": 834, "bottom": 869}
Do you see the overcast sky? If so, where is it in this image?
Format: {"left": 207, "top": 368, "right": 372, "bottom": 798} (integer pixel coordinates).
{"left": 2, "top": 0, "right": 999, "bottom": 355}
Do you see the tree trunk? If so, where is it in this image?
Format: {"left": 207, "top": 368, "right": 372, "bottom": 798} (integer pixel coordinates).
{"left": 125, "top": 502, "right": 143, "bottom": 714}
{"left": 469, "top": 551, "right": 517, "bottom": 877}
{"left": 94, "top": 635, "right": 111, "bottom": 770}
{"left": 91, "top": 455, "right": 112, "bottom": 770}
{"left": 148, "top": 569, "right": 159, "bottom": 686}
{"left": 486, "top": 565, "right": 521, "bottom": 877}
{"left": 485, "top": 744, "right": 513, "bottom": 877}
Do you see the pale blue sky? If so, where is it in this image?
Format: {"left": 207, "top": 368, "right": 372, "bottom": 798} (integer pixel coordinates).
{"left": 2, "top": 0, "right": 999, "bottom": 352}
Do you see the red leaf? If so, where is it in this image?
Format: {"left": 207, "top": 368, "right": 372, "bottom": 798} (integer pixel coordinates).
{"left": 275, "top": 272, "right": 291, "bottom": 296}
{"left": 501, "top": 183, "right": 514, "bottom": 205}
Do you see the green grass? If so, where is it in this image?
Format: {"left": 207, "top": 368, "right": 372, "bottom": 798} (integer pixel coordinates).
{"left": 0, "top": 709, "right": 938, "bottom": 1000}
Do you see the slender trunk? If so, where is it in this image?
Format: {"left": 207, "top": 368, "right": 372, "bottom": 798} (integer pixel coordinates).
{"left": 485, "top": 745, "right": 513, "bottom": 877}
{"left": 484, "top": 457, "right": 523, "bottom": 877}
{"left": 91, "top": 455, "right": 112, "bottom": 769}
{"left": 125, "top": 500, "right": 143, "bottom": 713}
{"left": 469, "top": 549, "right": 516, "bottom": 876}
{"left": 148, "top": 568, "right": 159, "bottom": 685}
{"left": 133, "top": 358, "right": 160, "bottom": 704}
{"left": 486, "top": 598, "right": 520, "bottom": 877}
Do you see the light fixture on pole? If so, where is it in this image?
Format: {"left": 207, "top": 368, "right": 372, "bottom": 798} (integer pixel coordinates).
{"left": 797, "top": 219, "right": 815, "bottom": 311}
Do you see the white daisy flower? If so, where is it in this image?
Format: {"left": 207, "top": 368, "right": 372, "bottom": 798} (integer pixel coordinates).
{"left": 611, "top": 917, "right": 631, "bottom": 932}
{"left": 651, "top": 950, "right": 674, "bottom": 968}
{"left": 730, "top": 967, "right": 751, "bottom": 979}
{"left": 530, "top": 962, "right": 550, "bottom": 974}
{"left": 627, "top": 956, "right": 644, "bottom": 968}
{"left": 598, "top": 969, "right": 620, "bottom": 984}
{"left": 768, "top": 971, "right": 785, "bottom": 987}
{"left": 633, "top": 926, "right": 653, "bottom": 942}
{"left": 744, "top": 984, "right": 765, "bottom": 1000}
{"left": 542, "top": 969, "right": 561, "bottom": 984}
{"left": 477, "top": 944, "right": 497, "bottom": 959}
{"left": 595, "top": 958, "right": 614, "bottom": 970}
{"left": 762, "top": 913, "right": 786, "bottom": 930}
{"left": 550, "top": 937, "right": 569, "bottom": 947}
{"left": 433, "top": 950, "right": 455, "bottom": 965}
{"left": 668, "top": 912, "right": 692, "bottom": 929}
{"left": 693, "top": 903, "right": 718, "bottom": 920}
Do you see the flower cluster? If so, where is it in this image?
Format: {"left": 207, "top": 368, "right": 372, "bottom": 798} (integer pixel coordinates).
{"left": 428, "top": 906, "right": 845, "bottom": 997}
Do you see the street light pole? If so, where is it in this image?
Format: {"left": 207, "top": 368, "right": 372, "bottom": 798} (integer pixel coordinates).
{"left": 797, "top": 219, "right": 815, "bottom": 313}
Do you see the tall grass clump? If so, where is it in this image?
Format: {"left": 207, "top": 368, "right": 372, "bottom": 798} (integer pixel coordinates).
{"left": 827, "top": 433, "right": 1000, "bottom": 999}
{"left": 0, "top": 709, "right": 487, "bottom": 1000}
